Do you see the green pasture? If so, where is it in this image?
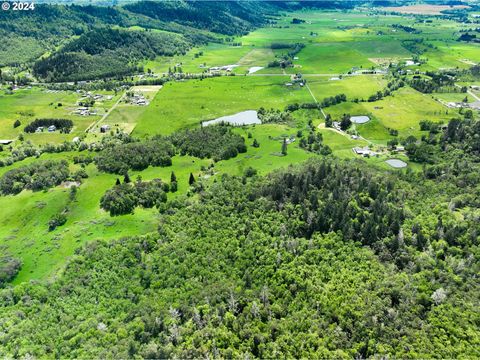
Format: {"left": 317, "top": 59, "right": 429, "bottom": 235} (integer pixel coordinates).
{"left": 325, "top": 86, "right": 453, "bottom": 143}
{"left": 144, "top": 43, "right": 252, "bottom": 74}
{"left": 0, "top": 151, "right": 211, "bottom": 283}
{"left": 215, "top": 124, "right": 313, "bottom": 176}
{"left": 133, "top": 76, "right": 312, "bottom": 136}
{"left": 361, "top": 87, "right": 452, "bottom": 140}
{"left": 306, "top": 75, "right": 388, "bottom": 101}
{"left": 421, "top": 42, "right": 480, "bottom": 70}
{"left": 95, "top": 86, "right": 162, "bottom": 135}
{"left": 290, "top": 43, "right": 375, "bottom": 74}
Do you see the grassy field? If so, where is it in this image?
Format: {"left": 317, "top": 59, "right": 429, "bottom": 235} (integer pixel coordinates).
{"left": 0, "top": 87, "right": 119, "bottom": 144}
{"left": 325, "top": 87, "right": 454, "bottom": 143}
{"left": 0, "top": 151, "right": 211, "bottom": 283}
{"left": 288, "top": 43, "right": 374, "bottom": 74}
{"left": 306, "top": 75, "right": 388, "bottom": 101}
{"left": 144, "top": 43, "right": 254, "bottom": 74}
{"left": 95, "top": 86, "right": 163, "bottom": 135}
{"left": 133, "top": 76, "right": 313, "bottom": 136}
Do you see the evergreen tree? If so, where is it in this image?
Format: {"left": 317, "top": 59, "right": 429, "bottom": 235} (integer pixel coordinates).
{"left": 325, "top": 114, "right": 333, "bottom": 128}
{"left": 171, "top": 171, "right": 177, "bottom": 183}
{"left": 281, "top": 138, "right": 288, "bottom": 155}
{"left": 115, "top": 178, "right": 121, "bottom": 186}
{"left": 189, "top": 172, "right": 196, "bottom": 185}
{"left": 124, "top": 172, "right": 131, "bottom": 184}
{"left": 340, "top": 114, "right": 352, "bottom": 131}
{"left": 252, "top": 139, "right": 260, "bottom": 148}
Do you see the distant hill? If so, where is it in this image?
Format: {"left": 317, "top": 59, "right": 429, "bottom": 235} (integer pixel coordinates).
{"left": 0, "top": 0, "right": 369, "bottom": 79}
{"left": 123, "top": 0, "right": 273, "bottom": 36}
{"left": 0, "top": 1, "right": 275, "bottom": 78}
{"left": 33, "top": 28, "right": 189, "bottom": 82}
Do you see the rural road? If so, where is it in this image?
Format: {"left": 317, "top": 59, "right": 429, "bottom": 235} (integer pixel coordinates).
{"left": 467, "top": 90, "right": 480, "bottom": 102}
{"left": 85, "top": 92, "right": 125, "bottom": 133}
{"left": 454, "top": 83, "right": 480, "bottom": 102}
{"left": 305, "top": 83, "right": 327, "bottom": 119}
{"left": 317, "top": 123, "right": 372, "bottom": 145}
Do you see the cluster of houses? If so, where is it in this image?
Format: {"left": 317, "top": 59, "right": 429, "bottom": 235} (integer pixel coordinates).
{"left": 128, "top": 93, "right": 149, "bottom": 106}
{"left": 352, "top": 146, "right": 378, "bottom": 157}
{"left": 352, "top": 144, "right": 406, "bottom": 158}
{"left": 446, "top": 100, "right": 480, "bottom": 110}
{"left": 73, "top": 107, "right": 98, "bottom": 116}
{"left": 285, "top": 74, "right": 305, "bottom": 87}
{"left": 77, "top": 91, "right": 113, "bottom": 102}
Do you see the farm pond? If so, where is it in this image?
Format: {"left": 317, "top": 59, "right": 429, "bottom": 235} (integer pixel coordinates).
{"left": 351, "top": 116, "right": 370, "bottom": 124}
{"left": 385, "top": 159, "right": 407, "bottom": 168}
{"left": 202, "top": 110, "right": 261, "bottom": 127}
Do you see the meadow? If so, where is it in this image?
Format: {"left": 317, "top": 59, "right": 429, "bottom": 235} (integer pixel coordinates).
{"left": 133, "top": 76, "right": 313, "bottom": 136}
{"left": 324, "top": 86, "right": 455, "bottom": 143}
{"left": 0, "top": 151, "right": 210, "bottom": 282}
{"left": 306, "top": 75, "right": 388, "bottom": 101}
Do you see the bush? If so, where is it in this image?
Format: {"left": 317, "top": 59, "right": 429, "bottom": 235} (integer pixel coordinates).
{"left": 49, "top": 213, "right": 67, "bottom": 231}
{"left": 0, "top": 256, "right": 21, "bottom": 287}
{"left": 100, "top": 179, "right": 167, "bottom": 216}
{"left": 95, "top": 140, "right": 174, "bottom": 174}
{"left": 0, "top": 160, "right": 70, "bottom": 195}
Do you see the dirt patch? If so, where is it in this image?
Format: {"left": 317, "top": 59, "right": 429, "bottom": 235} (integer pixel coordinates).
{"left": 130, "top": 85, "right": 163, "bottom": 93}
{"left": 368, "top": 57, "right": 397, "bottom": 66}
{"left": 62, "top": 181, "right": 81, "bottom": 188}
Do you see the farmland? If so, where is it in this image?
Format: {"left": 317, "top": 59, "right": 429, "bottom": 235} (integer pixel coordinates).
{"left": 2, "top": 7, "right": 478, "bottom": 283}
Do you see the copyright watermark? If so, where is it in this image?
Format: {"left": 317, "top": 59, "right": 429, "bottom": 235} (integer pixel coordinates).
{"left": 2, "top": 2, "right": 35, "bottom": 11}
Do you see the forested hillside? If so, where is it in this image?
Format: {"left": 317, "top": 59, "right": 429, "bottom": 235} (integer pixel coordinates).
{"left": 0, "top": 1, "right": 273, "bottom": 71}
{"left": 0, "top": 155, "right": 478, "bottom": 358}
{"left": 33, "top": 29, "right": 189, "bottom": 81}
{"left": 123, "top": 0, "right": 272, "bottom": 35}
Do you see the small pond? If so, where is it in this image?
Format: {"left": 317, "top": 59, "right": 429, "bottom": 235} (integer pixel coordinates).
{"left": 351, "top": 115, "right": 370, "bottom": 124}
{"left": 385, "top": 159, "right": 407, "bottom": 168}
{"left": 202, "top": 110, "right": 261, "bottom": 127}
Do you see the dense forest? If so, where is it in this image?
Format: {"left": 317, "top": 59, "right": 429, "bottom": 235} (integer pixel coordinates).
{"left": 33, "top": 29, "right": 189, "bottom": 82}
{"left": 170, "top": 125, "right": 247, "bottom": 161}
{"left": 0, "top": 156, "right": 478, "bottom": 357}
